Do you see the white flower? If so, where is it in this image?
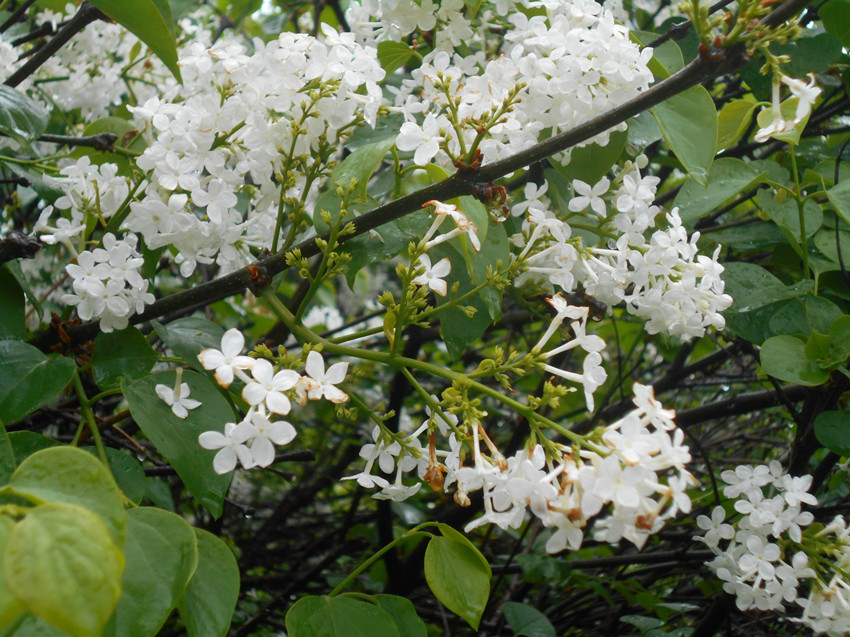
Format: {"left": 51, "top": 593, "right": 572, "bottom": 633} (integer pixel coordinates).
{"left": 396, "top": 113, "right": 448, "bottom": 165}
{"left": 302, "top": 351, "right": 349, "bottom": 403}
{"left": 244, "top": 411, "right": 297, "bottom": 467}
{"left": 155, "top": 381, "right": 201, "bottom": 419}
{"left": 412, "top": 254, "right": 452, "bottom": 296}
{"left": 569, "top": 178, "right": 610, "bottom": 217}
{"left": 197, "top": 328, "right": 256, "bottom": 387}
{"left": 242, "top": 359, "right": 301, "bottom": 415}
{"left": 199, "top": 421, "right": 255, "bottom": 474}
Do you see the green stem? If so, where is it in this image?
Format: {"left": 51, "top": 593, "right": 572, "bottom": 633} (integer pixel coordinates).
{"left": 328, "top": 523, "right": 437, "bottom": 597}
{"left": 260, "top": 289, "right": 598, "bottom": 451}
{"left": 790, "top": 151, "right": 809, "bottom": 277}
{"left": 71, "top": 370, "right": 109, "bottom": 466}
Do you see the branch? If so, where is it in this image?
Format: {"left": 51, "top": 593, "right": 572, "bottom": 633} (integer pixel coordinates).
{"left": 29, "top": 0, "right": 810, "bottom": 352}
{"left": 4, "top": 1, "right": 103, "bottom": 88}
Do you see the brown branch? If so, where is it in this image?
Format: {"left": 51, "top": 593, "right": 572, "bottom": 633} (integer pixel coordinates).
{"left": 29, "top": 0, "right": 810, "bottom": 352}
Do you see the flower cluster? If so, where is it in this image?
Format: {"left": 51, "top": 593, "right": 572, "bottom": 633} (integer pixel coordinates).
{"left": 61, "top": 233, "right": 154, "bottom": 332}
{"left": 513, "top": 159, "right": 733, "bottom": 340}
{"left": 754, "top": 73, "right": 822, "bottom": 143}
{"left": 345, "top": 382, "right": 694, "bottom": 552}
{"left": 697, "top": 461, "right": 850, "bottom": 632}
{"left": 125, "top": 26, "right": 384, "bottom": 277}
{"left": 34, "top": 158, "right": 130, "bottom": 251}
{"left": 195, "top": 329, "right": 350, "bottom": 473}
{"left": 373, "top": 0, "right": 653, "bottom": 168}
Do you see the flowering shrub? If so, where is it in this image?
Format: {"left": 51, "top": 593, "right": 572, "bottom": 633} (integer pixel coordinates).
{"left": 0, "top": 0, "right": 848, "bottom": 635}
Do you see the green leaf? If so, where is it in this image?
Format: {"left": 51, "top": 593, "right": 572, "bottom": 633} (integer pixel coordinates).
{"left": 99, "top": 448, "right": 147, "bottom": 504}
{"left": 755, "top": 97, "right": 809, "bottom": 146}
{"left": 178, "top": 529, "right": 239, "bottom": 637}
{"left": 113, "top": 508, "right": 198, "bottom": 637}
{"left": 0, "top": 424, "right": 14, "bottom": 486}
{"left": 501, "top": 601, "right": 555, "bottom": 637}
{"left": 0, "top": 87, "right": 48, "bottom": 143}
{"left": 550, "top": 129, "right": 627, "bottom": 186}
{"left": 373, "top": 595, "right": 426, "bottom": 637}
{"left": 821, "top": 0, "right": 850, "bottom": 47}
{"left": 344, "top": 210, "right": 433, "bottom": 287}
{"left": 4, "top": 502, "right": 123, "bottom": 637}
{"left": 424, "top": 536, "right": 491, "bottom": 630}
{"left": 673, "top": 158, "right": 763, "bottom": 225}
{"left": 285, "top": 595, "right": 401, "bottom": 637}
{"left": 0, "top": 341, "right": 75, "bottom": 425}
{"left": 806, "top": 296, "right": 843, "bottom": 334}
{"left": 0, "top": 517, "right": 24, "bottom": 630}
{"left": 91, "top": 326, "right": 158, "bottom": 390}
{"left": 722, "top": 262, "right": 813, "bottom": 313}
{"left": 436, "top": 523, "right": 491, "bottom": 576}
{"left": 89, "top": 0, "right": 181, "bottom": 81}
{"left": 377, "top": 41, "right": 415, "bottom": 75}
{"left": 631, "top": 31, "right": 683, "bottom": 79}
{"left": 814, "top": 410, "right": 850, "bottom": 455}
{"left": 331, "top": 138, "right": 396, "bottom": 203}
{"left": 0, "top": 267, "right": 25, "bottom": 341}
{"left": 760, "top": 335, "right": 830, "bottom": 386}
{"left": 123, "top": 370, "right": 233, "bottom": 518}
{"left": 151, "top": 317, "right": 225, "bottom": 371}
{"left": 70, "top": 117, "right": 147, "bottom": 177}
{"left": 757, "top": 190, "right": 823, "bottom": 246}
{"left": 7, "top": 433, "right": 60, "bottom": 464}
{"left": 437, "top": 224, "right": 508, "bottom": 360}
{"left": 3, "top": 261, "right": 42, "bottom": 323}
{"left": 8, "top": 447, "right": 126, "bottom": 544}
{"left": 827, "top": 179, "right": 850, "bottom": 228}
{"left": 651, "top": 85, "right": 717, "bottom": 186}
{"left": 716, "top": 99, "right": 759, "bottom": 152}
{"left": 627, "top": 110, "right": 663, "bottom": 153}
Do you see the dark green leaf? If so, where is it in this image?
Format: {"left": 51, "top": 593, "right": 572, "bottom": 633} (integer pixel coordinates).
{"left": 814, "top": 410, "right": 850, "bottom": 455}
{"left": 0, "top": 341, "right": 75, "bottom": 426}
{"left": 344, "top": 210, "right": 433, "bottom": 287}
{"left": 152, "top": 318, "right": 225, "bottom": 371}
{"left": 331, "top": 138, "right": 396, "bottom": 203}
{"left": 0, "top": 266, "right": 25, "bottom": 341}
{"left": 91, "top": 326, "right": 158, "bottom": 390}
{"left": 0, "top": 86, "right": 48, "bottom": 143}
{"left": 550, "top": 130, "right": 627, "bottom": 186}
{"left": 673, "top": 158, "right": 763, "bottom": 225}
{"left": 90, "top": 0, "right": 181, "bottom": 81}
{"left": 827, "top": 179, "right": 850, "bottom": 227}
{"left": 113, "top": 508, "right": 198, "bottom": 637}
{"left": 651, "top": 85, "right": 717, "bottom": 186}
{"left": 424, "top": 536, "right": 490, "bottom": 630}
{"left": 806, "top": 296, "right": 843, "bottom": 334}
{"left": 178, "top": 530, "right": 240, "bottom": 637}
{"left": 722, "top": 262, "right": 813, "bottom": 313}
{"left": 757, "top": 190, "right": 823, "bottom": 245}
{"left": 502, "top": 602, "right": 556, "bottom": 637}
{"left": 373, "top": 596, "right": 426, "bottom": 637}
{"left": 123, "top": 370, "right": 233, "bottom": 518}
{"left": 0, "top": 423, "right": 14, "bottom": 486}
{"left": 97, "top": 448, "right": 147, "bottom": 504}
{"left": 821, "top": 0, "right": 850, "bottom": 47}
{"left": 0, "top": 264, "right": 27, "bottom": 341}
{"left": 7, "top": 432, "right": 60, "bottom": 464}
{"left": 285, "top": 595, "right": 401, "bottom": 637}
{"left": 760, "top": 335, "right": 830, "bottom": 386}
